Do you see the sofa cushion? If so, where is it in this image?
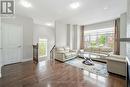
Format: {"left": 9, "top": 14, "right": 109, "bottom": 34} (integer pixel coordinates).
{"left": 98, "top": 53, "right": 109, "bottom": 57}
{"left": 64, "top": 47, "right": 70, "bottom": 52}
{"left": 100, "top": 51, "right": 109, "bottom": 55}
{"left": 56, "top": 47, "right": 65, "bottom": 53}
{"left": 65, "top": 52, "right": 71, "bottom": 56}
{"left": 56, "top": 47, "right": 64, "bottom": 51}
{"left": 92, "top": 47, "right": 100, "bottom": 52}
{"left": 70, "top": 52, "right": 77, "bottom": 55}
{"left": 64, "top": 52, "right": 77, "bottom": 58}
{"left": 101, "top": 47, "right": 112, "bottom": 52}
{"left": 84, "top": 48, "right": 91, "bottom": 52}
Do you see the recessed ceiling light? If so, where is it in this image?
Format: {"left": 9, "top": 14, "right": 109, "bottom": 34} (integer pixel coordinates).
{"left": 70, "top": 2, "right": 80, "bottom": 9}
{"left": 20, "top": 0, "right": 32, "bottom": 8}
{"left": 45, "top": 22, "right": 53, "bottom": 26}
{"left": 104, "top": 6, "right": 109, "bottom": 10}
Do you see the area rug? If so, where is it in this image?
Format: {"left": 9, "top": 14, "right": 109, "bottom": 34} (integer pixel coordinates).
{"left": 66, "top": 58, "right": 108, "bottom": 77}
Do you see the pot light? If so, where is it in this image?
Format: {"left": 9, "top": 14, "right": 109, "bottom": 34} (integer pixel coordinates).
{"left": 45, "top": 22, "right": 53, "bottom": 26}
{"left": 70, "top": 2, "right": 80, "bottom": 9}
{"left": 20, "top": 0, "right": 32, "bottom": 8}
{"left": 104, "top": 6, "right": 109, "bottom": 10}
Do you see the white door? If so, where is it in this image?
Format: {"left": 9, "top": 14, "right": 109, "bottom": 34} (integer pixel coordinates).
{"left": 2, "top": 23, "right": 23, "bottom": 65}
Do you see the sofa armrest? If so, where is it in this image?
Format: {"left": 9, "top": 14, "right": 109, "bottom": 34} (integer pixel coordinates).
{"left": 55, "top": 53, "right": 66, "bottom": 61}
{"left": 107, "top": 59, "right": 127, "bottom": 76}
{"left": 110, "top": 54, "right": 126, "bottom": 59}
{"left": 56, "top": 52, "right": 65, "bottom": 56}
{"left": 106, "top": 56, "right": 127, "bottom": 63}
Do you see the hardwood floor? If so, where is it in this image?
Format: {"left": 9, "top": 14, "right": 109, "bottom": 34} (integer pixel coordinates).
{"left": 0, "top": 60, "right": 126, "bottom": 87}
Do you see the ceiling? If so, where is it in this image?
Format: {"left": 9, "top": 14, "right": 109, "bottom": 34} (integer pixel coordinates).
{"left": 15, "top": 0, "right": 127, "bottom": 26}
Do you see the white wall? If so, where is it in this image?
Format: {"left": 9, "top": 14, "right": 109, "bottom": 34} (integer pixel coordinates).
{"left": 67, "top": 24, "right": 73, "bottom": 49}
{"left": 77, "top": 26, "right": 80, "bottom": 50}
{"left": 72, "top": 25, "right": 80, "bottom": 50}
{"left": 55, "top": 22, "right": 81, "bottom": 49}
{"left": 1, "top": 15, "right": 33, "bottom": 62}
{"left": 0, "top": 17, "right": 2, "bottom": 78}
{"left": 128, "top": 0, "right": 130, "bottom": 21}
{"left": 55, "top": 22, "right": 67, "bottom": 47}
{"left": 84, "top": 20, "right": 114, "bottom": 31}
{"left": 127, "top": 0, "right": 130, "bottom": 83}
{"left": 67, "top": 24, "right": 80, "bottom": 50}
{"left": 127, "top": 0, "right": 130, "bottom": 59}
{"left": 120, "top": 13, "right": 127, "bottom": 56}
{"left": 33, "top": 24, "right": 55, "bottom": 59}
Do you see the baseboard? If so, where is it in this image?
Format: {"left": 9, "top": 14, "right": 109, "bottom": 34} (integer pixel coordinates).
{"left": 22, "top": 58, "right": 32, "bottom": 62}
{"left": 0, "top": 64, "right": 2, "bottom": 78}
{"left": 0, "top": 72, "right": 1, "bottom": 78}
{"left": 38, "top": 57, "right": 50, "bottom": 62}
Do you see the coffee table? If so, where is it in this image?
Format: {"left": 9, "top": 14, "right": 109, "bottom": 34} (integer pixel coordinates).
{"left": 79, "top": 52, "right": 101, "bottom": 65}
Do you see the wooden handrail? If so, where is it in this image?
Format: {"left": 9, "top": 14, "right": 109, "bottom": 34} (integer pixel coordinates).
{"left": 50, "top": 45, "right": 55, "bottom": 53}
{"left": 50, "top": 45, "right": 56, "bottom": 59}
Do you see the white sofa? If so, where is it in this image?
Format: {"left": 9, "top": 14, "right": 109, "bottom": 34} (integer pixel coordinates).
{"left": 55, "top": 47, "right": 77, "bottom": 62}
{"left": 106, "top": 55, "right": 127, "bottom": 76}
{"left": 84, "top": 47, "right": 113, "bottom": 57}
{"left": 84, "top": 47, "right": 113, "bottom": 62}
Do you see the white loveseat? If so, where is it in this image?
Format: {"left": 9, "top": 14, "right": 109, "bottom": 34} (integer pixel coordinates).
{"left": 55, "top": 47, "right": 77, "bottom": 62}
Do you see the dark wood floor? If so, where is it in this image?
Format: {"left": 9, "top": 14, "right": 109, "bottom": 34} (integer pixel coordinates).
{"left": 0, "top": 60, "right": 126, "bottom": 87}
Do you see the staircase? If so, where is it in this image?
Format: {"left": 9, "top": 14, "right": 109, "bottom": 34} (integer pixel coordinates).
{"left": 50, "top": 45, "right": 56, "bottom": 60}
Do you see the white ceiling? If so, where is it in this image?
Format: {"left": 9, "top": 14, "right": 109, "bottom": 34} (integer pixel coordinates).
{"left": 16, "top": 0, "right": 127, "bottom": 25}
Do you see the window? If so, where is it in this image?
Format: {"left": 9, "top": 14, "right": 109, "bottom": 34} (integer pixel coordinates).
{"left": 84, "top": 28, "right": 114, "bottom": 49}
{"left": 90, "top": 35, "right": 97, "bottom": 47}
{"left": 98, "top": 34, "right": 106, "bottom": 47}
{"left": 38, "top": 39, "right": 47, "bottom": 57}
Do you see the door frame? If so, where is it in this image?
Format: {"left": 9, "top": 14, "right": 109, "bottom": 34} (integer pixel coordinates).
{"left": 1, "top": 22, "right": 23, "bottom": 65}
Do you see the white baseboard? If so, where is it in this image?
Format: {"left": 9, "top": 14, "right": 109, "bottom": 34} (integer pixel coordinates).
{"left": 21, "top": 58, "right": 32, "bottom": 62}
{"left": 0, "top": 65, "right": 2, "bottom": 78}
{"left": 38, "top": 57, "right": 50, "bottom": 62}
{"left": 0, "top": 72, "right": 1, "bottom": 78}
{"left": 0, "top": 73, "right": 1, "bottom": 78}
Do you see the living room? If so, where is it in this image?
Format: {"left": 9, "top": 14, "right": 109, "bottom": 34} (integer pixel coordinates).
{"left": 0, "top": 0, "right": 130, "bottom": 87}
{"left": 54, "top": 1, "right": 130, "bottom": 86}
{"left": 55, "top": 14, "right": 126, "bottom": 75}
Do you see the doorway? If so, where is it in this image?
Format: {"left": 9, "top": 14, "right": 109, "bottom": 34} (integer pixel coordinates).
{"left": 38, "top": 39, "right": 48, "bottom": 61}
